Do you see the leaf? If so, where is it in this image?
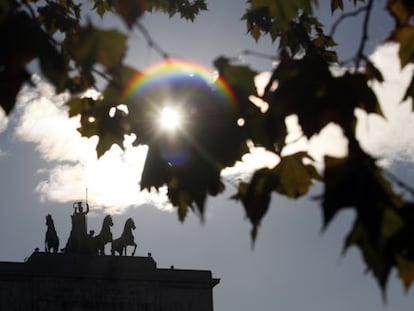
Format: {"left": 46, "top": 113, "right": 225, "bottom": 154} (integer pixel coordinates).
{"left": 93, "top": 0, "right": 112, "bottom": 18}
{"left": 403, "top": 72, "right": 414, "bottom": 104}
{"left": 65, "top": 25, "right": 127, "bottom": 69}
{"left": 365, "top": 61, "right": 384, "bottom": 82}
{"left": 396, "top": 255, "right": 414, "bottom": 291}
{"left": 387, "top": 0, "right": 414, "bottom": 26}
{"left": 214, "top": 57, "right": 258, "bottom": 96}
{"left": 113, "top": 0, "right": 145, "bottom": 28}
{"left": 271, "top": 152, "right": 321, "bottom": 198}
{"left": 389, "top": 26, "right": 414, "bottom": 67}
{"left": 0, "top": 0, "right": 12, "bottom": 22}
{"left": 0, "top": 68, "right": 30, "bottom": 115}
{"left": 38, "top": 39, "right": 67, "bottom": 93}
{"left": 322, "top": 150, "right": 403, "bottom": 229}
{"left": 331, "top": 0, "right": 344, "bottom": 13}
{"left": 66, "top": 97, "right": 96, "bottom": 117}
{"left": 344, "top": 220, "right": 393, "bottom": 291}
{"left": 146, "top": 0, "right": 207, "bottom": 21}
{"left": 249, "top": 0, "right": 317, "bottom": 30}
{"left": 232, "top": 169, "right": 273, "bottom": 241}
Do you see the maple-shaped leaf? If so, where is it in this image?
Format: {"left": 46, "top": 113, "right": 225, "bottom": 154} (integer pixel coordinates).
{"left": 64, "top": 25, "right": 127, "bottom": 69}
{"left": 331, "top": 0, "right": 344, "bottom": 13}
{"left": 333, "top": 72, "right": 383, "bottom": 116}
{"left": 265, "top": 54, "right": 335, "bottom": 138}
{"left": 365, "top": 61, "right": 384, "bottom": 82}
{"left": 271, "top": 152, "right": 321, "bottom": 198}
{"left": 389, "top": 26, "right": 414, "bottom": 67}
{"left": 214, "top": 57, "right": 258, "bottom": 97}
{"left": 322, "top": 150, "right": 403, "bottom": 228}
{"left": 93, "top": 0, "right": 112, "bottom": 18}
{"left": 146, "top": 0, "right": 207, "bottom": 21}
{"left": 387, "top": 0, "right": 414, "bottom": 27}
{"left": 403, "top": 72, "right": 414, "bottom": 104}
{"left": 141, "top": 146, "right": 172, "bottom": 190}
{"left": 249, "top": 0, "right": 317, "bottom": 30}
{"left": 159, "top": 154, "right": 224, "bottom": 221}
{"left": 66, "top": 97, "right": 96, "bottom": 118}
{"left": 113, "top": 0, "right": 145, "bottom": 29}
{"left": 0, "top": 68, "right": 30, "bottom": 115}
{"left": 344, "top": 220, "right": 394, "bottom": 291}
{"left": 396, "top": 255, "right": 414, "bottom": 291}
{"left": 232, "top": 169, "right": 272, "bottom": 241}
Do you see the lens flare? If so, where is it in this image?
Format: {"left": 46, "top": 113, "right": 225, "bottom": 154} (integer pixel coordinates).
{"left": 160, "top": 107, "right": 181, "bottom": 131}
{"left": 120, "top": 59, "right": 238, "bottom": 166}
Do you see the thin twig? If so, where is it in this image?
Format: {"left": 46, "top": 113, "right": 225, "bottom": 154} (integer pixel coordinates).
{"left": 91, "top": 67, "right": 112, "bottom": 84}
{"left": 136, "top": 22, "right": 170, "bottom": 59}
{"left": 355, "top": 0, "right": 374, "bottom": 69}
{"left": 329, "top": 5, "right": 368, "bottom": 39}
{"left": 240, "top": 50, "right": 278, "bottom": 61}
{"left": 384, "top": 169, "right": 414, "bottom": 198}
{"left": 21, "top": 0, "right": 36, "bottom": 19}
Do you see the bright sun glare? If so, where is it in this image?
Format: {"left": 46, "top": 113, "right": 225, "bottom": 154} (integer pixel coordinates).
{"left": 160, "top": 107, "right": 181, "bottom": 131}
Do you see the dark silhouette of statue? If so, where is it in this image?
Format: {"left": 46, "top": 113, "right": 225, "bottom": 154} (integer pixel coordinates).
{"left": 111, "top": 218, "right": 137, "bottom": 256}
{"left": 93, "top": 215, "right": 113, "bottom": 255}
{"left": 45, "top": 214, "right": 59, "bottom": 253}
{"left": 63, "top": 201, "right": 90, "bottom": 254}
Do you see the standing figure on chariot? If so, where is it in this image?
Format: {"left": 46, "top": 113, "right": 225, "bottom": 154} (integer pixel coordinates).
{"left": 63, "top": 201, "right": 91, "bottom": 254}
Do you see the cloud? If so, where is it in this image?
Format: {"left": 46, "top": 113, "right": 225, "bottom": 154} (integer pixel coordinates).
{"left": 15, "top": 75, "right": 172, "bottom": 213}
{"left": 355, "top": 44, "right": 414, "bottom": 163}
{"left": 223, "top": 43, "right": 414, "bottom": 181}
{"left": 12, "top": 44, "right": 414, "bottom": 212}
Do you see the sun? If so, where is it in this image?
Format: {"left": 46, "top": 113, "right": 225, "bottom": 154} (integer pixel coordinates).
{"left": 159, "top": 107, "right": 181, "bottom": 131}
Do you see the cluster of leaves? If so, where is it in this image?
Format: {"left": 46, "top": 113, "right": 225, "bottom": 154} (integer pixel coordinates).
{"left": 3, "top": 0, "right": 414, "bottom": 295}
{"left": 234, "top": 0, "right": 414, "bottom": 293}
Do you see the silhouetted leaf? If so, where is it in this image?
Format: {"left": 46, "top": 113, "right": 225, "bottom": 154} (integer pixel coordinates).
{"left": 403, "top": 72, "right": 414, "bottom": 103}
{"left": 365, "top": 61, "right": 384, "bottom": 82}
{"left": 66, "top": 97, "right": 96, "bottom": 118}
{"left": 390, "top": 26, "right": 414, "bottom": 67}
{"left": 0, "top": 68, "right": 30, "bottom": 115}
{"left": 232, "top": 169, "right": 273, "bottom": 241}
{"left": 146, "top": 0, "right": 207, "bottom": 21}
{"left": 272, "top": 152, "right": 321, "bottom": 198}
{"left": 396, "top": 255, "right": 414, "bottom": 290}
{"left": 93, "top": 0, "right": 112, "bottom": 18}
{"left": 113, "top": 0, "right": 145, "bottom": 28}
{"left": 387, "top": 0, "right": 414, "bottom": 26}
{"left": 65, "top": 25, "right": 127, "bottom": 69}
{"left": 331, "top": 0, "right": 344, "bottom": 13}
{"left": 214, "top": 57, "right": 258, "bottom": 96}
{"left": 344, "top": 220, "right": 393, "bottom": 291}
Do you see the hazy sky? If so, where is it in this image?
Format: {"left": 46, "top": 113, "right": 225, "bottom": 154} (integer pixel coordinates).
{"left": 1, "top": 1, "right": 414, "bottom": 310}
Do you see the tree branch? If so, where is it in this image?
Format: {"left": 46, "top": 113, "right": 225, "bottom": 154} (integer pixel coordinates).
{"left": 385, "top": 169, "right": 414, "bottom": 198}
{"left": 329, "top": 5, "right": 369, "bottom": 38}
{"left": 355, "top": 0, "right": 374, "bottom": 69}
{"left": 239, "top": 50, "right": 278, "bottom": 61}
{"left": 136, "top": 22, "right": 170, "bottom": 59}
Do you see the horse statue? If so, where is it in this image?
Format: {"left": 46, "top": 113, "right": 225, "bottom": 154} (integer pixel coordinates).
{"left": 111, "top": 218, "right": 137, "bottom": 256}
{"left": 45, "top": 214, "right": 59, "bottom": 253}
{"left": 93, "top": 215, "right": 113, "bottom": 255}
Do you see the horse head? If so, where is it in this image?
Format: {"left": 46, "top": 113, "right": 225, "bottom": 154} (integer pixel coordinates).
{"left": 46, "top": 214, "right": 53, "bottom": 226}
{"left": 126, "top": 218, "right": 136, "bottom": 230}
{"left": 104, "top": 215, "right": 113, "bottom": 227}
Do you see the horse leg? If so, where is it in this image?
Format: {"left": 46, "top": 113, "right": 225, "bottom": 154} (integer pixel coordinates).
{"left": 132, "top": 243, "right": 137, "bottom": 256}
